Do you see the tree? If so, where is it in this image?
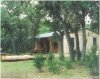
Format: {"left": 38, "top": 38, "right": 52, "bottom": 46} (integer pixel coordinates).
{"left": 1, "top": 1, "right": 21, "bottom": 53}
{"left": 77, "top": 1, "right": 99, "bottom": 62}
{"left": 67, "top": 1, "right": 99, "bottom": 62}
{"left": 89, "top": 2, "right": 99, "bottom": 33}
{"left": 21, "top": 1, "right": 45, "bottom": 53}
{"left": 1, "top": 1, "right": 34, "bottom": 54}
{"left": 60, "top": 1, "right": 76, "bottom": 62}
{"left": 41, "top": 1, "right": 79, "bottom": 61}
{"left": 40, "top": 1, "right": 65, "bottom": 59}
{"left": 66, "top": 12, "right": 81, "bottom": 60}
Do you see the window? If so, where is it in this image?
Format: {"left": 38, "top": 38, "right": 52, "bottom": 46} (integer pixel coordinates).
{"left": 93, "top": 37, "right": 96, "bottom": 46}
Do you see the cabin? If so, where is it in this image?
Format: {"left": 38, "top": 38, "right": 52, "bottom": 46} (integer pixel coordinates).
{"left": 33, "top": 29, "right": 99, "bottom": 55}
{"left": 34, "top": 32, "right": 59, "bottom": 53}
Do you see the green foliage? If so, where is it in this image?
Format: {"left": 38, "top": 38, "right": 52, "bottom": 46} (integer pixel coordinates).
{"left": 2, "top": 60, "right": 90, "bottom": 77}
{"left": 46, "top": 59, "right": 61, "bottom": 74}
{"left": 45, "top": 54, "right": 73, "bottom": 74}
{"left": 38, "top": 20, "right": 52, "bottom": 34}
{"left": 52, "top": 31, "right": 60, "bottom": 42}
{"left": 89, "top": 2, "right": 99, "bottom": 33}
{"left": 45, "top": 53, "right": 61, "bottom": 74}
{"left": 56, "top": 58, "right": 73, "bottom": 69}
{"left": 38, "top": 24, "right": 50, "bottom": 33}
{"left": 33, "top": 54, "right": 45, "bottom": 72}
{"left": 47, "top": 52, "right": 54, "bottom": 61}
{"left": 85, "top": 46, "right": 99, "bottom": 75}
{"left": 63, "top": 59, "right": 73, "bottom": 69}
{"left": 1, "top": 1, "right": 42, "bottom": 54}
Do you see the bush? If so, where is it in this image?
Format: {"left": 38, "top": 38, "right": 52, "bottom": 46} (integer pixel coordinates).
{"left": 46, "top": 59, "right": 61, "bottom": 74}
{"left": 47, "top": 52, "right": 54, "bottom": 61}
{"left": 46, "top": 54, "right": 61, "bottom": 74}
{"left": 33, "top": 54, "right": 45, "bottom": 72}
{"left": 45, "top": 53, "right": 73, "bottom": 74}
{"left": 85, "top": 46, "right": 99, "bottom": 75}
{"left": 63, "top": 59, "right": 73, "bottom": 69}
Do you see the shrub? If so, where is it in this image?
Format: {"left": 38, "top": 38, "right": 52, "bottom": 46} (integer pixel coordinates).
{"left": 47, "top": 59, "right": 61, "bottom": 74}
{"left": 85, "top": 46, "right": 99, "bottom": 75}
{"left": 47, "top": 52, "right": 54, "bottom": 61}
{"left": 46, "top": 55, "right": 61, "bottom": 74}
{"left": 33, "top": 54, "right": 45, "bottom": 72}
{"left": 63, "top": 59, "right": 73, "bottom": 69}
{"left": 46, "top": 54, "right": 73, "bottom": 74}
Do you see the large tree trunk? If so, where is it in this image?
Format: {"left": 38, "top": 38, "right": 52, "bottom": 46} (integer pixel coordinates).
{"left": 59, "top": 32, "right": 64, "bottom": 60}
{"left": 81, "top": 18, "right": 87, "bottom": 62}
{"left": 63, "top": 23, "right": 75, "bottom": 62}
{"left": 75, "top": 31, "right": 81, "bottom": 60}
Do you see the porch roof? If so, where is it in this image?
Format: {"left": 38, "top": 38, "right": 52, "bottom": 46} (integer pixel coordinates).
{"left": 36, "top": 32, "right": 54, "bottom": 38}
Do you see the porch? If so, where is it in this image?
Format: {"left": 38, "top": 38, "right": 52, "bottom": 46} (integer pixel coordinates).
{"left": 34, "top": 32, "right": 59, "bottom": 53}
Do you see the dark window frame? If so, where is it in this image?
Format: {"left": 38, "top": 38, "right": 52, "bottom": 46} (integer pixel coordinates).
{"left": 93, "top": 37, "right": 97, "bottom": 46}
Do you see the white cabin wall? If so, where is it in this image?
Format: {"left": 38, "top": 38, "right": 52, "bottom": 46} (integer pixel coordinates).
{"left": 63, "top": 30, "right": 99, "bottom": 54}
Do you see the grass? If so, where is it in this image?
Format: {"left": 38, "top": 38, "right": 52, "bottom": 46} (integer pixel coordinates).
{"left": 1, "top": 59, "right": 92, "bottom": 79}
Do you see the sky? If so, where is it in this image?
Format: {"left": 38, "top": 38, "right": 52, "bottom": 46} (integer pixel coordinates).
{"left": 85, "top": 15, "right": 91, "bottom": 24}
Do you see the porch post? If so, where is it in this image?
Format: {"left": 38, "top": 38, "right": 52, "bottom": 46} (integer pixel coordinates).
{"left": 49, "top": 37, "right": 53, "bottom": 53}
